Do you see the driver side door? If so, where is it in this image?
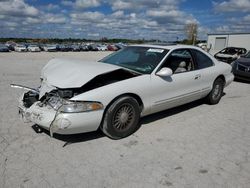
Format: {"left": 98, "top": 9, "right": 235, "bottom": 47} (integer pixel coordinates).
{"left": 150, "top": 49, "right": 203, "bottom": 114}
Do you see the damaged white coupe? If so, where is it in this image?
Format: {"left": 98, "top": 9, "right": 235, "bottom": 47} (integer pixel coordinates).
{"left": 12, "top": 45, "right": 234, "bottom": 139}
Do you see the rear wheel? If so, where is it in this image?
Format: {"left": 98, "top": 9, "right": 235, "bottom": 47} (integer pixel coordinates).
{"left": 205, "top": 78, "right": 224, "bottom": 104}
{"left": 101, "top": 96, "right": 140, "bottom": 139}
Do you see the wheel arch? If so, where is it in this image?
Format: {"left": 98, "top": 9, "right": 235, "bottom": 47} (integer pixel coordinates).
{"left": 106, "top": 93, "right": 144, "bottom": 112}
{"left": 99, "top": 93, "right": 144, "bottom": 129}
{"left": 215, "top": 75, "right": 226, "bottom": 86}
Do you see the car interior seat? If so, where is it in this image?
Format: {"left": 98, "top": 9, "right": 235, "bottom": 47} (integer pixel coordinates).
{"left": 174, "top": 61, "right": 187, "bottom": 73}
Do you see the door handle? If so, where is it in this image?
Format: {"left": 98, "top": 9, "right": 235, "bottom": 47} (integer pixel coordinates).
{"left": 194, "top": 74, "right": 201, "bottom": 80}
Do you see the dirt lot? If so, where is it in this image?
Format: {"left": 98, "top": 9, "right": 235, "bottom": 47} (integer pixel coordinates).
{"left": 0, "top": 52, "right": 250, "bottom": 188}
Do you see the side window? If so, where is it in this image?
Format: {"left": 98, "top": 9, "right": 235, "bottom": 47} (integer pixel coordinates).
{"left": 162, "top": 49, "right": 194, "bottom": 74}
{"left": 193, "top": 49, "right": 214, "bottom": 69}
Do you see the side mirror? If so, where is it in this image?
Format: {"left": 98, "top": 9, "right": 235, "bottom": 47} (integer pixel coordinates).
{"left": 156, "top": 67, "right": 173, "bottom": 77}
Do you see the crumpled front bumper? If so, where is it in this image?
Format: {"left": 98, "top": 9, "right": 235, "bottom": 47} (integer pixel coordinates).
{"left": 18, "top": 93, "right": 104, "bottom": 136}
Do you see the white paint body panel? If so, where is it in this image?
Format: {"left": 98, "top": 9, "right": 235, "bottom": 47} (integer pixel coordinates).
{"left": 41, "top": 58, "right": 120, "bottom": 88}
{"left": 19, "top": 45, "right": 234, "bottom": 135}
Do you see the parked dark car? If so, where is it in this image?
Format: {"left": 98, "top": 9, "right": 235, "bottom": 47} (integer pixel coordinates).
{"left": 231, "top": 51, "right": 250, "bottom": 81}
{"left": 5, "top": 41, "right": 16, "bottom": 51}
{"left": 38, "top": 44, "right": 46, "bottom": 51}
{"left": 0, "top": 44, "right": 10, "bottom": 52}
{"left": 7, "top": 45, "right": 15, "bottom": 51}
{"left": 214, "top": 47, "right": 247, "bottom": 64}
{"left": 88, "top": 44, "right": 99, "bottom": 51}
{"left": 58, "top": 44, "right": 72, "bottom": 52}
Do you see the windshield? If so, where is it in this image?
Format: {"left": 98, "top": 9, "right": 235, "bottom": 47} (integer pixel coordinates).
{"left": 220, "top": 48, "right": 246, "bottom": 55}
{"left": 100, "top": 46, "right": 168, "bottom": 74}
{"left": 245, "top": 51, "right": 250, "bottom": 58}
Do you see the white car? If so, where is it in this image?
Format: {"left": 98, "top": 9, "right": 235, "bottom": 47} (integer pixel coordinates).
{"left": 13, "top": 45, "right": 234, "bottom": 139}
{"left": 27, "top": 45, "right": 41, "bottom": 52}
{"left": 97, "top": 44, "right": 108, "bottom": 51}
{"left": 14, "top": 44, "right": 27, "bottom": 52}
{"left": 214, "top": 47, "right": 247, "bottom": 64}
{"left": 43, "top": 45, "right": 58, "bottom": 52}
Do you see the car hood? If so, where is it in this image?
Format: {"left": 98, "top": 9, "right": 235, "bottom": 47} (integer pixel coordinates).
{"left": 41, "top": 58, "right": 121, "bottom": 89}
{"left": 215, "top": 53, "right": 236, "bottom": 58}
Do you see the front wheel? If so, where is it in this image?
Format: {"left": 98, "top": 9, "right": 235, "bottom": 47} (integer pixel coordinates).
{"left": 101, "top": 96, "right": 141, "bottom": 139}
{"left": 205, "top": 78, "right": 224, "bottom": 105}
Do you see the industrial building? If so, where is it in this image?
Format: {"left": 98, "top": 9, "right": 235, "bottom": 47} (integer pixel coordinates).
{"left": 207, "top": 33, "right": 250, "bottom": 54}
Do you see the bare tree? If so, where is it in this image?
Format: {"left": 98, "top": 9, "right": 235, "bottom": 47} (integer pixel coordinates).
{"left": 185, "top": 23, "right": 198, "bottom": 45}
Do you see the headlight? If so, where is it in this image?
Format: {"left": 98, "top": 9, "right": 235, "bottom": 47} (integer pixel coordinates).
{"left": 59, "top": 101, "right": 103, "bottom": 113}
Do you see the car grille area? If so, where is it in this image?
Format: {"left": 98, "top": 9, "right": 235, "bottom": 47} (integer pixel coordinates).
{"left": 237, "top": 63, "right": 250, "bottom": 73}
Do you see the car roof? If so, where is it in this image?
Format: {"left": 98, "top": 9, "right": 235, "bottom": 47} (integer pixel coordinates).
{"left": 224, "top": 47, "right": 246, "bottom": 50}
{"left": 130, "top": 44, "right": 201, "bottom": 51}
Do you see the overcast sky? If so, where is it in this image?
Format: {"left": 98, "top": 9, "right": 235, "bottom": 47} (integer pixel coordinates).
{"left": 0, "top": 0, "right": 250, "bottom": 41}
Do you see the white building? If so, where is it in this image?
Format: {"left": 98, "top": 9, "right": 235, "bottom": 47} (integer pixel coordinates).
{"left": 207, "top": 33, "right": 250, "bottom": 54}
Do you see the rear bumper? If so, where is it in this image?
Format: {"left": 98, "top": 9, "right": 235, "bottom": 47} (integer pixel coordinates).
{"left": 225, "top": 73, "right": 234, "bottom": 87}
{"left": 233, "top": 70, "right": 250, "bottom": 81}
{"left": 18, "top": 95, "right": 104, "bottom": 136}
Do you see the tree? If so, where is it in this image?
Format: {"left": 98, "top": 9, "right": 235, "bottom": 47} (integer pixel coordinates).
{"left": 185, "top": 23, "right": 198, "bottom": 45}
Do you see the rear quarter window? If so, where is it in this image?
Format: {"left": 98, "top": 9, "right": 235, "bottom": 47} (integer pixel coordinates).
{"left": 192, "top": 49, "right": 214, "bottom": 69}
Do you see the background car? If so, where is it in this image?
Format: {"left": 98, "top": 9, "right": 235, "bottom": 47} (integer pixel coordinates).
{"left": 0, "top": 43, "right": 10, "bottom": 52}
{"left": 71, "top": 44, "right": 81, "bottom": 52}
{"left": 115, "top": 43, "right": 127, "bottom": 50}
{"left": 44, "top": 44, "right": 58, "bottom": 52}
{"left": 27, "top": 44, "right": 41, "bottom": 52}
{"left": 59, "top": 44, "right": 73, "bottom": 52}
{"left": 97, "top": 44, "right": 108, "bottom": 51}
{"left": 15, "top": 45, "right": 234, "bottom": 139}
{"left": 88, "top": 44, "right": 99, "bottom": 51}
{"left": 5, "top": 41, "right": 16, "bottom": 51}
{"left": 107, "top": 44, "right": 118, "bottom": 51}
{"left": 214, "top": 47, "right": 247, "bottom": 64}
{"left": 196, "top": 42, "right": 207, "bottom": 50}
{"left": 231, "top": 51, "right": 250, "bottom": 81}
{"left": 14, "top": 44, "right": 27, "bottom": 52}
{"left": 80, "top": 44, "right": 89, "bottom": 51}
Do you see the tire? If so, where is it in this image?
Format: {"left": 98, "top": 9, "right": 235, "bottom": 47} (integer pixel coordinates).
{"left": 101, "top": 96, "right": 141, "bottom": 139}
{"left": 205, "top": 78, "right": 224, "bottom": 105}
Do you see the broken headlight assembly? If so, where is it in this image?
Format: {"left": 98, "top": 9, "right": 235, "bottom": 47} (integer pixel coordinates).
{"left": 58, "top": 100, "right": 103, "bottom": 113}
{"left": 46, "top": 94, "right": 103, "bottom": 113}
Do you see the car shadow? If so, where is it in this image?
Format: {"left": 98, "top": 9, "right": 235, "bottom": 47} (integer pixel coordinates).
{"left": 140, "top": 99, "right": 204, "bottom": 126}
{"left": 32, "top": 95, "right": 225, "bottom": 146}
{"left": 32, "top": 125, "right": 105, "bottom": 147}
{"left": 234, "top": 78, "right": 250, "bottom": 84}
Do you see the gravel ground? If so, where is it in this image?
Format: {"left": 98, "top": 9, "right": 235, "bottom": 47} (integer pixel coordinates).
{"left": 0, "top": 52, "right": 250, "bottom": 188}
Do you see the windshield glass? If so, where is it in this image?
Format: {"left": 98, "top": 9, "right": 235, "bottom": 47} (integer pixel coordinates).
{"left": 220, "top": 48, "right": 246, "bottom": 55}
{"left": 220, "top": 48, "right": 237, "bottom": 55}
{"left": 100, "top": 46, "right": 168, "bottom": 74}
{"left": 245, "top": 51, "right": 250, "bottom": 58}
